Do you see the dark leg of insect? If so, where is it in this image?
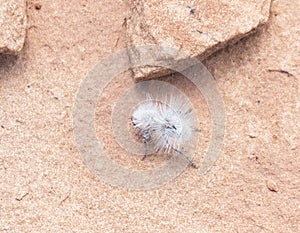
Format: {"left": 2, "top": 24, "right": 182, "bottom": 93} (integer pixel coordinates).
{"left": 193, "top": 127, "right": 201, "bottom": 132}
{"left": 162, "top": 137, "right": 197, "bottom": 168}
{"left": 141, "top": 137, "right": 148, "bottom": 161}
{"left": 172, "top": 147, "right": 198, "bottom": 169}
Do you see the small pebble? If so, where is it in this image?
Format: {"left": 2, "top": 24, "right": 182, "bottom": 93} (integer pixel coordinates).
{"left": 34, "top": 3, "right": 42, "bottom": 10}
{"left": 15, "top": 191, "right": 28, "bottom": 201}
{"left": 248, "top": 134, "right": 256, "bottom": 138}
{"left": 267, "top": 180, "right": 278, "bottom": 192}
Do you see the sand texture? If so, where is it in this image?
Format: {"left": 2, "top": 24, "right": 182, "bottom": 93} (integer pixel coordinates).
{"left": 0, "top": 0, "right": 299, "bottom": 232}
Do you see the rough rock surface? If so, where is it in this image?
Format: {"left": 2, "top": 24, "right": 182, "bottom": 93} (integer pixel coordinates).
{"left": 0, "top": 0, "right": 27, "bottom": 54}
{"left": 126, "top": 0, "right": 272, "bottom": 80}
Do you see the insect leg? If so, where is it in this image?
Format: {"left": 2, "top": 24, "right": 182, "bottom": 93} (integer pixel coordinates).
{"left": 172, "top": 147, "right": 198, "bottom": 169}
{"left": 141, "top": 131, "right": 151, "bottom": 161}
{"left": 163, "top": 137, "right": 197, "bottom": 168}
{"left": 141, "top": 137, "right": 148, "bottom": 161}
{"left": 193, "top": 127, "right": 201, "bottom": 132}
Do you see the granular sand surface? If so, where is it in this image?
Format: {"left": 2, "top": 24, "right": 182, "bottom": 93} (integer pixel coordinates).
{"left": 0, "top": 0, "right": 299, "bottom": 232}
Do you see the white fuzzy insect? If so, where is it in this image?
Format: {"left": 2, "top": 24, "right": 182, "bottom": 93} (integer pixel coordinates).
{"left": 131, "top": 95, "right": 199, "bottom": 168}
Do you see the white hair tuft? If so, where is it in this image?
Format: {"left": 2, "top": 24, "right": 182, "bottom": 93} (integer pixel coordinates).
{"left": 131, "top": 95, "right": 199, "bottom": 168}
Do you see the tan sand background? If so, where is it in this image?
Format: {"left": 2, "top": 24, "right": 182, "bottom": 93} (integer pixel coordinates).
{"left": 0, "top": 0, "right": 299, "bottom": 232}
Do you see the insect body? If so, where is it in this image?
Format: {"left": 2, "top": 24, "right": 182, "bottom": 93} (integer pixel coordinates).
{"left": 131, "top": 95, "right": 198, "bottom": 168}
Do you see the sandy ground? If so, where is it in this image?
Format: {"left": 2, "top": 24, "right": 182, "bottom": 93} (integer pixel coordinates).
{"left": 0, "top": 0, "right": 299, "bottom": 232}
